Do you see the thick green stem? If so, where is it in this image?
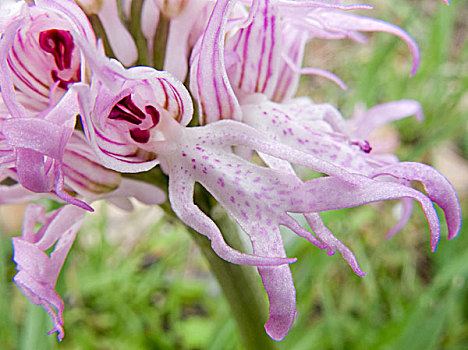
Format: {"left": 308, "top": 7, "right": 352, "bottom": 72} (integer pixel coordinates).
{"left": 88, "top": 15, "right": 115, "bottom": 58}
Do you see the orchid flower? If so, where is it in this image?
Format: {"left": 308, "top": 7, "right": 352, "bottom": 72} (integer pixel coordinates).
{"left": 71, "top": 43, "right": 461, "bottom": 338}
{"left": 11, "top": 169, "right": 166, "bottom": 341}
{"left": 0, "top": 0, "right": 95, "bottom": 112}
{"left": 243, "top": 95, "right": 461, "bottom": 239}
{"left": 191, "top": 0, "right": 421, "bottom": 124}
{"left": 4, "top": 120, "right": 165, "bottom": 342}
{"left": 12, "top": 204, "right": 86, "bottom": 341}
{"left": 7, "top": 126, "right": 166, "bottom": 341}
{"left": 186, "top": 1, "right": 462, "bottom": 338}
{"left": 192, "top": 0, "right": 460, "bottom": 235}
{"left": 0, "top": 0, "right": 459, "bottom": 344}
{"left": 0, "top": 0, "right": 99, "bottom": 209}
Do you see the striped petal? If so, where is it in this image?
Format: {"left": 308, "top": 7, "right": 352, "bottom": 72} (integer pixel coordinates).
{"left": 190, "top": 0, "right": 242, "bottom": 124}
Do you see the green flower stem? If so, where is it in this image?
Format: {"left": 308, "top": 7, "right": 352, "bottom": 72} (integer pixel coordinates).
{"left": 129, "top": 0, "right": 151, "bottom": 66}
{"left": 125, "top": 171, "right": 278, "bottom": 349}
{"left": 152, "top": 13, "right": 170, "bottom": 70}
{"left": 88, "top": 14, "right": 115, "bottom": 59}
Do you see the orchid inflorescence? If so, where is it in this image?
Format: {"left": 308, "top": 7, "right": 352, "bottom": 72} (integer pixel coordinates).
{"left": 0, "top": 0, "right": 460, "bottom": 342}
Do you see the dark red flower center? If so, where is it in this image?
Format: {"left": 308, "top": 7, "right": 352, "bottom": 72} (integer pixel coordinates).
{"left": 39, "top": 29, "right": 79, "bottom": 88}
{"left": 39, "top": 29, "right": 74, "bottom": 70}
{"left": 108, "top": 95, "right": 160, "bottom": 144}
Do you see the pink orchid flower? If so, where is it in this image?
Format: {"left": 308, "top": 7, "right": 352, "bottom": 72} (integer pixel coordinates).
{"left": 12, "top": 204, "right": 86, "bottom": 342}
{"left": 187, "top": 0, "right": 461, "bottom": 339}
{"left": 1, "top": 0, "right": 458, "bottom": 343}
{"left": 191, "top": 0, "right": 420, "bottom": 124}
{"left": 0, "top": 0, "right": 98, "bottom": 209}
{"left": 0, "top": 0, "right": 95, "bottom": 112}
{"left": 11, "top": 170, "right": 166, "bottom": 341}
{"left": 74, "top": 46, "right": 461, "bottom": 339}
{"left": 7, "top": 125, "right": 166, "bottom": 341}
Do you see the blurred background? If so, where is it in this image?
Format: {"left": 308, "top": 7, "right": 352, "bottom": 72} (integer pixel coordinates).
{"left": 1, "top": 0, "right": 467, "bottom": 349}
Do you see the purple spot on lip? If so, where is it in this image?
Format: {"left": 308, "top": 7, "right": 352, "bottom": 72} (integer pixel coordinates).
{"left": 351, "top": 140, "right": 372, "bottom": 153}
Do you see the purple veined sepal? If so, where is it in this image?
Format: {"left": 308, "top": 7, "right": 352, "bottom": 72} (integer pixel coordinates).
{"left": 0, "top": 0, "right": 96, "bottom": 117}
{"left": 190, "top": 0, "right": 421, "bottom": 127}
{"left": 189, "top": 0, "right": 243, "bottom": 124}
{"left": 12, "top": 203, "right": 87, "bottom": 342}
{"left": 75, "top": 62, "right": 193, "bottom": 173}
{"left": 63, "top": 131, "right": 167, "bottom": 208}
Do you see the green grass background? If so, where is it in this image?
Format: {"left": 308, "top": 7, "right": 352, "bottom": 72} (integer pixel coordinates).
{"left": 1, "top": 0, "right": 467, "bottom": 349}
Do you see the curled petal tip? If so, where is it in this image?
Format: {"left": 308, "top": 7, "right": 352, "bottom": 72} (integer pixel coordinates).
{"left": 441, "top": 0, "right": 450, "bottom": 5}
{"left": 351, "top": 264, "right": 366, "bottom": 277}
{"left": 409, "top": 48, "right": 421, "bottom": 76}
{"left": 47, "top": 328, "right": 64, "bottom": 342}
{"left": 264, "top": 311, "right": 298, "bottom": 341}
{"left": 265, "top": 325, "right": 288, "bottom": 342}
{"left": 431, "top": 238, "right": 439, "bottom": 253}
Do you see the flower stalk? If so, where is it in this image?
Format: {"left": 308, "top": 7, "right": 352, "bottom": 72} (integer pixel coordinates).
{"left": 152, "top": 13, "right": 170, "bottom": 70}
{"left": 129, "top": 0, "right": 151, "bottom": 66}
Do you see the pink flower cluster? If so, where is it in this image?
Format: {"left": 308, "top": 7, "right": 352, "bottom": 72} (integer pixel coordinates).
{"left": 0, "top": 0, "right": 460, "bottom": 341}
